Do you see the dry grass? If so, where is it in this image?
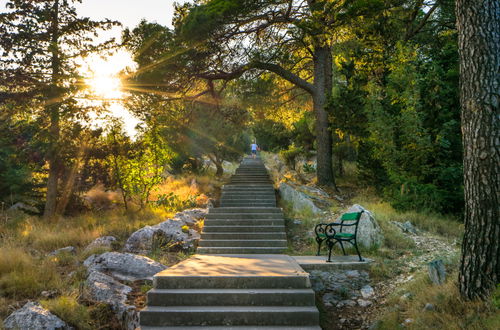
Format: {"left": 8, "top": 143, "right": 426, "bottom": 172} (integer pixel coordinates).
{"left": 377, "top": 272, "right": 499, "bottom": 329}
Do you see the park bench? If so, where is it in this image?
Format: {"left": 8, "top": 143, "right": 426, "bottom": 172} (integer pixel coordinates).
{"left": 314, "top": 211, "right": 364, "bottom": 262}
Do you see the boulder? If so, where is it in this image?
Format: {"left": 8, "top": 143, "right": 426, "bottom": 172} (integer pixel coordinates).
{"left": 124, "top": 209, "right": 206, "bottom": 254}
{"left": 8, "top": 202, "right": 39, "bottom": 214}
{"left": 48, "top": 246, "right": 76, "bottom": 257}
{"left": 84, "top": 252, "right": 166, "bottom": 281}
{"left": 279, "top": 182, "right": 324, "bottom": 215}
{"left": 85, "top": 236, "right": 117, "bottom": 251}
{"left": 3, "top": 301, "right": 71, "bottom": 330}
{"left": 337, "top": 204, "right": 383, "bottom": 249}
{"left": 85, "top": 271, "right": 138, "bottom": 330}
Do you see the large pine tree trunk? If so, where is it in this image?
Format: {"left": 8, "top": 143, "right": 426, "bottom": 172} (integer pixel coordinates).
{"left": 456, "top": 0, "right": 500, "bottom": 300}
{"left": 313, "top": 46, "right": 336, "bottom": 187}
{"left": 44, "top": 0, "right": 61, "bottom": 219}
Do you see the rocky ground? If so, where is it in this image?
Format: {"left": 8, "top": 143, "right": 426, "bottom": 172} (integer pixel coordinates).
{"left": 316, "top": 226, "right": 460, "bottom": 330}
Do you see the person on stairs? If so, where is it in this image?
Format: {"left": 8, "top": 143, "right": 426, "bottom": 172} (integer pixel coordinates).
{"left": 250, "top": 140, "right": 259, "bottom": 159}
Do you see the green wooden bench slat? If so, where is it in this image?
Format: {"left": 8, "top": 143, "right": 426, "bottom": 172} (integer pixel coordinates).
{"left": 340, "top": 212, "right": 361, "bottom": 221}
{"left": 334, "top": 232, "right": 354, "bottom": 238}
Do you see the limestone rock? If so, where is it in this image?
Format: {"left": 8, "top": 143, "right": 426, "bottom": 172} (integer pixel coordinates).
{"left": 392, "top": 221, "right": 419, "bottom": 235}
{"left": 124, "top": 209, "right": 206, "bottom": 254}
{"left": 85, "top": 236, "right": 117, "bottom": 251}
{"left": 428, "top": 259, "right": 446, "bottom": 285}
{"left": 48, "top": 246, "right": 76, "bottom": 256}
{"left": 279, "top": 182, "right": 324, "bottom": 214}
{"left": 3, "top": 301, "right": 71, "bottom": 330}
{"left": 8, "top": 202, "right": 40, "bottom": 214}
{"left": 85, "top": 271, "right": 138, "bottom": 330}
{"left": 337, "top": 204, "right": 383, "bottom": 249}
{"left": 84, "top": 252, "right": 166, "bottom": 281}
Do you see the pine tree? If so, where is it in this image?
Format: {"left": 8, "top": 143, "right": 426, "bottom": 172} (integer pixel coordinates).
{"left": 0, "top": 0, "right": 119, "bottom": 218}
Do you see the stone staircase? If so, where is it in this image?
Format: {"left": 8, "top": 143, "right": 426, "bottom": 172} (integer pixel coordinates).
{"left": 140, "top": 157, "right": 321, "bottom": 329}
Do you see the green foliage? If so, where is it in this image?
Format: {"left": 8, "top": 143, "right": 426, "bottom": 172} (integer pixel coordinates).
{"left": 279, "top": 143, "right": 304, "bottom": 170}
{"left": 252, "top": 119, "right": 291, "bottom": 152}
{"left": 107, "top": 122, "right": 172, "bottom": 209}
{"left": 154, "top": 192, "right": 196, "bottom": 211}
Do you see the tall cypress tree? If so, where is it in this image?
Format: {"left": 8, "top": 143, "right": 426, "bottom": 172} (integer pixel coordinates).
{"left": 0, "top": 0, "right": 119, "bottom": 218}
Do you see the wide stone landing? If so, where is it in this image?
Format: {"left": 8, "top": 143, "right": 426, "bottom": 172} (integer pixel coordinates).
{"left": 140, "top": 254, "right": 320, "bottom": 329}
{"left": 292, "top": 255, "right": 373, "bottom": 272}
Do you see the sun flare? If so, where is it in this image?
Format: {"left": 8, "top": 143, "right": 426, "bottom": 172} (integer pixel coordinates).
{"left": 87, "top": 74, "right": 123, "bottom": 99}
{"left": 78, "top": 51, "right": 141, "bottom": 136}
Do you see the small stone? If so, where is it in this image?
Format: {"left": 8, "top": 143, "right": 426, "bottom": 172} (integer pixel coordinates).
{"left": 428, "top": 259, "right": 446, "bottom": 285}
{"left": 346, "top": 270, "right": 360, "bottom": 278}
{"left": 339, "top": 318, "right": 346, "bottom": 324}
{"left": 400, "top": 292, "right": 413, "bottom": 301}
{"left": 403, "top": 318, "right": 414, "bottom": 326}
{"left": 48, "top": 246, "right": 76, "bottom": 256}
{"left": 423, "top": 303, "right": 435, "bottom": 311}
{"left": 360, "top": 285, "right": 375, "bottom": 299}
{"left": 336, "top": 300, "right": 356, "bottom": 308}
{"left": 41, "top": 290, "right": 57, "bottom": 298}
{"left": 357, "top": 299, "right": 372, "bottom": 307}
{"left": 85, "top": 236, "right": 117, "bottom": 251}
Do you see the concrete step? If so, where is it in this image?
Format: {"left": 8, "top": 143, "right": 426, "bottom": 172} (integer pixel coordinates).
{"left": 206, "top": 214, "right": 283, "bottom": 220}
{"left": 140, "top": 306, "right": 319, "bottom": 327}
{"left": 198, "top": 247, "right": 287, "bottom": 254}
{"left": 220, "top": 197, "right": 276, "bottom": 202}
{"left": 154, "top": 274, "right": 309, "bottom": 290}
{"left": 219, "top": 203, "right": 277, "bottom": 207}
{"left": 203, "top": 219, "right": 284, "bottom": 226}
{"left": 200, "top": 232, "right": 286, "bottom": 240}
{"left": 202, "top": 226, "right": 285, "bottom": 232}
{"left": 198, "top": 239, "right": 287, "bottom": 247}
{"left": 209, "top": 207, "right": 282, "bottom": 213}
{"left": 141, "top": 326, "right": 321, "bottom": 330}
{"left": 146, "top": 288, "right": 315, "bottom": 306}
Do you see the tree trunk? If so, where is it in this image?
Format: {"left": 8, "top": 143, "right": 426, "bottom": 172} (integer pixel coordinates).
{"left": 456, "top": 0, "right": 500, "bottom": 301}
{"left": 313, "top": 46, "right": 336, "bottom": 187}
{"left": 44, "top": 0, "right": 61, "bottom": 219}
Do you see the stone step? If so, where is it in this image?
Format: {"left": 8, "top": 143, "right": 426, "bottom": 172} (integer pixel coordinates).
{"left": 141, "top": 326, "right": 321, "bottom": 330}
{"left": 209, "top": 207, "right": 282, "bottom": 214}
{"left": 220, "top": 198, "right": 276, "bottom": 202}
{"left": 198, "top": 247, "right": 287, "bottom": 254}
{"left": 198, "top": 239, "right": 287, "bottom": 247}
{"left": 146, "top": 288, "right": 315, "bottom": 306}
{"left": 154, "top": 273, "right": 309, "bottom": 290}
{"left": 203, "top": 219, "right": 284, "bottom": 226}
{"left": 220, "top": 197, "right": 276, "bottom": 201}
{"left": 206, "top": 213, "right": 283, "bottom": 220}
{"left": 202, "top": 226, "right": 285, "bottom": 233}
{"left": 223, "top": 185, "right": 274, "bottom": 189}
{"left": 219, "top": 203, "right": 277, "bottom": 207}
{"left": 200, "top": 232, "right": 286, "bottom": 240}
{"left": 140, "top": 306, "right": 319, "bottom": 327}
{"left": 221, "top": 193, "right": 275, "bottom": 197}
